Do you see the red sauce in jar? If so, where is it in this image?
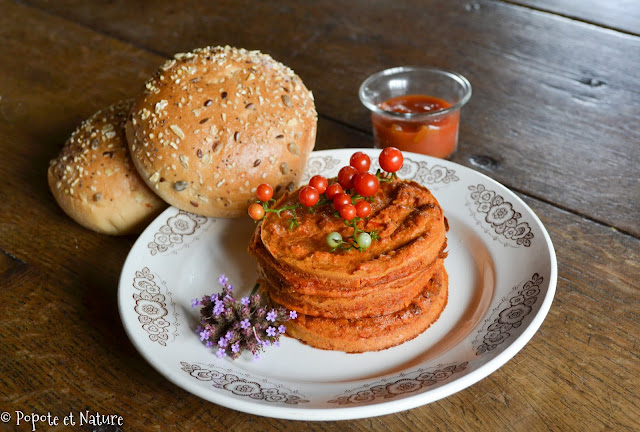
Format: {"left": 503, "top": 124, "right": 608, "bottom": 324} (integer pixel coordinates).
{"left": 372, "top": 94, "right": 460, "bottom": 159}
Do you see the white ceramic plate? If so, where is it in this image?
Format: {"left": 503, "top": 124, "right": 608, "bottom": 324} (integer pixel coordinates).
{"left": 118, "top": 149, "right": 557, "bottom": 420}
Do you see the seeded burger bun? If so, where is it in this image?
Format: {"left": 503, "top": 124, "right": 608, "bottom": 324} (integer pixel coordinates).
{"left": 48, "top": 100, "right": 167, "bottom": 235}
{"left": 126, "top": 45, "right": 317, "bottom": 217}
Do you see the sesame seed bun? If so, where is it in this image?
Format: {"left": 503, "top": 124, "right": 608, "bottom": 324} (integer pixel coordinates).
{"left": 48, "top": 100, "right": 167, "bottom": 235}
{"left": 125, "top": 46, "right": 317, "bottom": 217}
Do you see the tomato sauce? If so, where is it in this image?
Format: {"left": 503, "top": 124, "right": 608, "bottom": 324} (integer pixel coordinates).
{"left": 372, "top": 94, "right": 460, "bottom": 159}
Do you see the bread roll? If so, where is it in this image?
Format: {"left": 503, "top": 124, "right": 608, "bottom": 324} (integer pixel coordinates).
{"left": 125, "top": 46, "right": 317, "bottom": 217}
{"left": 48, "top": 100, "right": 166, "bottom": 235}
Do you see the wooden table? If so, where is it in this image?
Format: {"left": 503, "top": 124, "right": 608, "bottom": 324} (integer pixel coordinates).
{"left": 1, "top": 1, "right": 638, "bottom": 430}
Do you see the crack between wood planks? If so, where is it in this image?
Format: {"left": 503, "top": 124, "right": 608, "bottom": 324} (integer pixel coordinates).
{"left": 492, "top": 0, "right": 640, "bottom": 38}
{"left": 0, "top": 247, "right": 30, "bottom": 287}
{"left": 14, "top": 0, "right": 169, "bottom": 59}
{"left": 319, "top": 113, "right": 371, "bottom": 136}
{"left": 0, "top": 248, "right": 27, "bottom": 266}
{"left": 15, "top": 0, "right": 337, "bottom": 64}
{"left": 507, "top": 183, "right": 639, "bottom": 239}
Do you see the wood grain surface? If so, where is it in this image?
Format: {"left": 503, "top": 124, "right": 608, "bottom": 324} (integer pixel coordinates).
{"left": 1, "top": 0, "right": 639, "bottom": 430}
{"left": 508, "top": 0, "right": 640, "bottom": 35}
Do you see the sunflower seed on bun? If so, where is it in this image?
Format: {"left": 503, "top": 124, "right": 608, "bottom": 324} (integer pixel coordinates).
{"left": 48, "top": 100, "right": 167, "bottom": 235}
{"left": 126, "top": 46, "right": 317, "bottom": 217}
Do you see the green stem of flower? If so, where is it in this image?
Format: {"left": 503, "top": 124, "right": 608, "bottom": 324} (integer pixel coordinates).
{"left": 250, "top": 283, "right": 260, "bottom": 297}
{"left": 265, "top": 204, "right": 300, "bottom": 217}
{"left": 262, "top": 203, "right": 301, "bottom": 230}
{"left": 313, "top": 195, "right": 331, "bottom": 209}
{"left": 252, "top": 326, "right": 262, "bottom": 344}
{"left": 376, "top": 169, "right": 395, "bottom": 182}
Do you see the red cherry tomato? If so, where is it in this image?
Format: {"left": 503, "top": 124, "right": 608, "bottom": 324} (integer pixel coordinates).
{"left": 309, "top": 175, "right": 328, "bottom": 194}
{"left": 355, "top": 200, "right": 372, "bottom": 218}
{"left": 325, "top": 183, "right": 344, "bottom": 200}
{"left": 338, "top": 166, "right": 358, "bottom": 190}
{"left": 339, "top": 203, "right": 357, "bottom": 221}
{"left": 248, "top": 203, "right": 265, "bottom": 220}
{"left": 299, "top": 186, "right": 320, "bottom": 207}
{"left": 350, "top": 152, "right": 371, "bottom": 173}
{"left": 353, "top": 172, "right": 379, "bottom": 197}
{"left": 256, "top": 183, "right": 274, "bottom": 202}
{"left": 379, "top": 147, "right": 404, "bottom": 173}
{"left": 332, "top": 193, "right": 352, "bottom": 210}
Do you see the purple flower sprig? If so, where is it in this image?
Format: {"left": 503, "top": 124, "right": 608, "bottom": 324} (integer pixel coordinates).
{"left": 191, "top": 275, "right": 294, "bottom": 360}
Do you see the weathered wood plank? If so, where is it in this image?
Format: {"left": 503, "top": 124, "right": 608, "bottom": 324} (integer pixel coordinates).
{"left": 505, "top": 0, "right": 640, "bottom": 35}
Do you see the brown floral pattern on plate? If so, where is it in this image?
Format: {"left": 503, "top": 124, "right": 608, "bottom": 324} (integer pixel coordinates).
{"left": 303, "top": 154, "right": 459, "bottom": 190}
{"left": 372, "top": 157, "right": 459, "bottom": 187}
{"left": 180, "top": 362, "right": 310, "bottom": 404}
{"left": 302, "top": 155, "right": 342, "bottom": 183}
{"left": 467, "top": 184, "right": 534, "bottom": 247}
{"left": 475, "top": 273, "right": 544, "bottom": 355}
{"left": 148, "top": 210, "right": 210, "bottom": 255}
{"left": 328, "top": 362, "right": 468, "bottom": 405}
{"left": 132, "top": 267, "right": 178, "bottom": 346}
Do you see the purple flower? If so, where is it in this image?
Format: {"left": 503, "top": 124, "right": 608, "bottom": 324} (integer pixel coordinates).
{"left": 289, "top": 310, "right": 298, "bottom": 319}
{"left": 195, "top": 275, "right": 290, "bottom": 361}
{"left": 213, "top": 300, "right": 225, "bottom": 315}
{"left": 273, "top": 341, "right": 280, "bottom": 348}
